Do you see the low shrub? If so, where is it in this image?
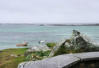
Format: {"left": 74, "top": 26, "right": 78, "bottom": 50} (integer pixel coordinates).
{"left": 46, "top": 42, "right": 56, "bottom": 49}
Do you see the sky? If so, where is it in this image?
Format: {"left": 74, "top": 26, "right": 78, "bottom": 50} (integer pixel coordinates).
{"left": 0, "top": 0, "right": 99, "bottom": 24}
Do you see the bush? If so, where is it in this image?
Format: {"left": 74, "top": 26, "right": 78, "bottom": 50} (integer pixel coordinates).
{"left": 25, "top": 51, "right": 51, "bottom": 61}
{"left": 46, "top": 42, "right": 56, "bottom": 49}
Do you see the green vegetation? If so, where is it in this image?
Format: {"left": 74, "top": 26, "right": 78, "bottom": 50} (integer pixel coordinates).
{"left": 0, "top": 48, "right": 28, "bottom": 68}
{"left": 53, "top": 45, "right": 80, "bottom": 56}
{"left": 0, "top": 41, "right": 98, "bottom": 68}
{"left": 25, "top": 50, "right": 51, "bottom": 61}
{"left": 0, "top": 42, "right": 98, "bottom": 68}
{"left": 46, "top": 42, "right": 56, "bottom": 49}
{"left": 0, "top": 48, "right": 51, "bottom": 68}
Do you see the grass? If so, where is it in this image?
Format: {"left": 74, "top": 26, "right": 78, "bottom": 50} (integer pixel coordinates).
{"left": 25, "top": 50, "right": 51, "bottom": 61}
{"left": 0, "top": 48, "right": 51, "bottom": 68}
{"left": 46, "top": 42, "right": 56, "bottom": 49}
{"left": 0, "top": 48, "right": 28, "bottom": 68}
{"left": 1, "top": 42, "right": 96, "bottom": 68}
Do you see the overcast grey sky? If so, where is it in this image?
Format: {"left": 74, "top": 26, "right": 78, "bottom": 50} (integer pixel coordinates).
{"left": 0, "top": 0, "right": 99, "bottom": 24}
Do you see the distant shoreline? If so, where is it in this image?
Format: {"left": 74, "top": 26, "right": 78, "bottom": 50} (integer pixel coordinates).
{"left": 0, "top": 23, "right": 99, "bottom": 26}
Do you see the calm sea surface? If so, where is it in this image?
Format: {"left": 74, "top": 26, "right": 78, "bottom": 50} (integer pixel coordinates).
{"left": 0, "top": 24, "right": 99, "bottom": 50}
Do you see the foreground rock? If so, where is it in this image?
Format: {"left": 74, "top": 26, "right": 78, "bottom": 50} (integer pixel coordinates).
{"left": 18, "top": 30, "right": 99, "bottom": 68}
{"left": 49, "top": 30, "right": 99, "bottom": 56}
{"left": 18, "top": 52, "right": 99, "bottom": 68}
{"left": 24, "top": 45, "right": 50, "bottom": 57}
{"left": 27, "top": 45, "right": 50, "bottom": 52}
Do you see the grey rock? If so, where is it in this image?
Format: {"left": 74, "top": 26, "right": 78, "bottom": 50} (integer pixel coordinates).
{"left": 27, "top": 45, "right": 50, "bottom": 52}
{"left": 18, "top": 52, "right": 99, "bottom": 68}
{"left": 18, "top": 54, "right": 79, "bottom": 68}
{"left": 74, "top": 52, "right": 99, "bottom": 61}
{"left": 71, "top": 30, "right": 92, "bottom": 49}
{"left": 18, "top": 30, "right": 99, "bottom": 68}
{"left": 49, "top": 30, "right": 99, "bottom": 56}
{"left": 24, "top": 45, "right": 50, "bottom": 56}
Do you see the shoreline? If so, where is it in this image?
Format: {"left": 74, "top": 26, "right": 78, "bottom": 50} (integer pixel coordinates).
{"left": 1, "top": 23, "right": 99, "bottom": 26}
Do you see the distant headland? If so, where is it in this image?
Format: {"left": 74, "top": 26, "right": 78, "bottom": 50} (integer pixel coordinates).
{"left": 0, "top": 23, "right": 99, "bottom": 26}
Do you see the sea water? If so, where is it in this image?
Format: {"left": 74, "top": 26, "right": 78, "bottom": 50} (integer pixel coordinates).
{"left": 0, "top": 24, "right": 99, "bottom": 50}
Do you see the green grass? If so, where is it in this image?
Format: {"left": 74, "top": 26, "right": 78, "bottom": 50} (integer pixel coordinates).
{"left": 0, "top": 48, "right": 51, "bottom": 68}
{"left": 0, "top": 56, "right": 25, "bottom": 68}
{"left": 25, "top": 50, "right": 51, "bottom": 61}
{"left": 0, "top": 48, "right": 28, "bottom": 68}
{"left": 46, "top": 42, "right": 56, "bottom": 49}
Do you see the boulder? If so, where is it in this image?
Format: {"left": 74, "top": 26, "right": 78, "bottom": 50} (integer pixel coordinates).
{"left": 27, "top": 45, "right": 50, "bottom": 52}
{"left": 18, "top": 52, "right": 99, "bottom": 68}
{"left": 49, "top": 30, "right": 99, "bottom": 56}
{"left": 25, "top": 45, "right": 50, "bottom": 56}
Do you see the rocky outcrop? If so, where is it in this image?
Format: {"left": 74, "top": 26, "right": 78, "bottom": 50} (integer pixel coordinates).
{"left": 49, "top": 30, "right": 99, "bottom": 56}
{"left": 24, "top": 45, "right": 50, "bottom": 57}
{"left": 18, "top": 30, "right": 99, "bottom": 68}
{"left": 27, "top": 45, "right": 50, "bottom": 52}
{"left": 18, "top": 52, "right": 99, "bottom": 68}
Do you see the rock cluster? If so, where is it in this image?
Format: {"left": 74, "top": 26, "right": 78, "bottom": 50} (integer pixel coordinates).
{"left": 49, "top": 30, "right": 99, "bottom": 56}
{"left": 24, "top": 45, "right": 50, "bottom": 57}
{"left": 27, "top": 45, "right": 50, "bottom": 52}
{"left": 18, "top": 52, "right": 99, "bottom": 68}
{"left": 18, "top": 30, "right": 99, "bottom": 68}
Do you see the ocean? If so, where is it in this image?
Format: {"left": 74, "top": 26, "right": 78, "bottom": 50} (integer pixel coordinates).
{"left": 0, "top": 24, "right": 99, "bottom": 50}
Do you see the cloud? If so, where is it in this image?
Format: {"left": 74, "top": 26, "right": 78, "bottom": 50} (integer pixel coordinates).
{"left": 0, "top": 0, "right": 99, "bottom": 24}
